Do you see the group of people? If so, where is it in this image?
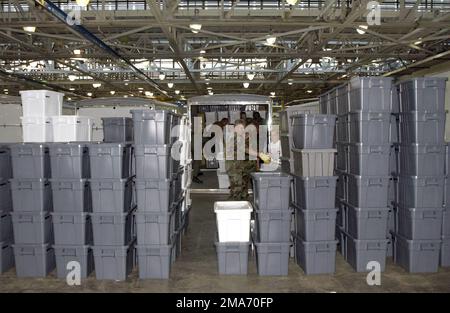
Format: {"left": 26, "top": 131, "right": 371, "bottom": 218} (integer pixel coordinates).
{"left": 192, "top": 110, "right": 279, "bottom": 201}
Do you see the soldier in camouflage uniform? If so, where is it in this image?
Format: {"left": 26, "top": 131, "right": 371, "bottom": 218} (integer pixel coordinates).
{"left": 225, "top": 119, "right": 259, "bottom": 200}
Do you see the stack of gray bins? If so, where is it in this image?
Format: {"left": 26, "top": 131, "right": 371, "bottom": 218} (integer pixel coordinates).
{"left": 251, "top": 172, "right": 292, "bottom": 276}
{"left": 290, "top": 113, "right": 338, "bottom": 275}
{"left": 335, "top": 77, "right": 392, "bottom": 273}
{"left": 0, "top": 145, "right": 14, "bottom": 274}
{"left": 88, "top": 142, "right": 135, "bottom": 281}
{"left": 444, "top": 143, "right": 450, "bottom": 267}
{"left": 131, "top": 109, "right": 182, "bottom": 280}
{"left": 393, "top": 77, "right": 447, "bottom": 273}
{"left": 49, "top": 143, "right": 94, "bottom": 280}
{"left": 101, "top": 117, "right": 133, "bottom": 143}
{"left": 10, "top": 143, "right": 55, "bottom": 277}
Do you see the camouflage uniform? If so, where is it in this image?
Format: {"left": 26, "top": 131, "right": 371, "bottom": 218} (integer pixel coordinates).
{"left": 225, "top": 135, "right": 257, "bottom": 200}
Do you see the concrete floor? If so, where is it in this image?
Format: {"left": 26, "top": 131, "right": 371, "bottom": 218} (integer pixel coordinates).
{"left": 1, "top": 193, "right": 450, "bottom": 293}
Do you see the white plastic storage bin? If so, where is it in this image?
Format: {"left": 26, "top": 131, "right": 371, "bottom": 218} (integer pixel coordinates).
{"left": 214, "top": 201, "right": 253, "bottom": 242}
{"left": 217, "top": 171, "right": 230, "bottom": 189}
{"left": 21, "top": 116, "right": 53, "bottom": 143}
{"left": 51, "top": 116, "right": 93, "bottom": 142}
{"left": 20, "top": 90, "right": 63, "bottom": 117}
{"left": 292, "top": 148, "right": 336, "bottom": 177}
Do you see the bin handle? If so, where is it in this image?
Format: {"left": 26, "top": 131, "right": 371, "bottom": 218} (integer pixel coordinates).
{"left": 18, "top": 216, "right": 34, "bottom": 223}
{"left": 316, "top": 213, "right": 331, "bottom": 220}
{"left": 425, "top": 146, "right": 441, "bottom": 153}
{"left": 59, "top": 216, "right": 75, "bottom": 223}
{"left": 315, "top": 180, "right": 330, "bottom": 188}
{"left": 315, "top": 244, "right": 331, "bottom": 252}
{"left": 0, "top": 182, "right": 7, "bottom": 187}
{"left": 61, "top": 249, "right": 77, "bottom": 257}
{"left": 420, "top": 243, "right": 437, "bottom": 251}
{"left": 100, "top": 249, "right": 115, "bottom": 257}
{"left": 423, "top": 211, "right": 438, "bottom": 219}
{"left": 19, "top": 247, "right": 36, "bottom": 256}
{"left": 367, "top": 243, "right": 382, "bottom": 250}
{"left": 368, "top": 178, "right": 383, "bottom": 186}
{"left": 99, "top": 216, "right": 114, "bottom": 224}
{"left": 425, "top": 179, "right": 439, "bottom": 186}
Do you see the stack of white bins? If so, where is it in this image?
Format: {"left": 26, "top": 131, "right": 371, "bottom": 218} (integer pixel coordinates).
{"left": 19, "top": 90, "right": 93, "bottom": 143}
{"left": 290, "top": 113, "right": 338, "bottom": 275}
{"left": 394, "top": 77, "right": 447, "bottom": 273}
{"left": 131, "top": 109, "right": 183, "bottom": 280}
{"left": 214, "top": 201, "right": 252, "bottom": 275}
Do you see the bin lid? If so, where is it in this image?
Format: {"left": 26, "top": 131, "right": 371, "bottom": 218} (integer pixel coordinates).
{"left": 214, "top": 201, "right": 253, "bottom": 213}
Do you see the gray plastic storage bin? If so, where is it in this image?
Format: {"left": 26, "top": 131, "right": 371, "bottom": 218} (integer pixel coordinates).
{"left": 10, "top": 143, "right": 50, "bottom": 179}
{"left": 347, "top": 175, "right": 390, "bottom": 208}
{"left": 399, "top": 78, "right": 447, "bottom": 113}
{"left": 336, "top": 115, "right": 348, "bottom": 143}
{"left": 135, "top": 178, "right": 174, "bottom": 212}
{"left": 345, "top": 232, "right": 388, "bottom": 272}
{"left": 0, "top": 180, "right": 12, "bottom": 213}
{"left": 446, "top": 177, "right": 450, "bottom": 208}
{"left": 295, "top": 207, "right": 337, "bottom": 241}
{"left": 0, "top": 241, "right": 14, "bottom": 273}
{"left": 387, "top": 234, "right": 394, "bottom": 258}
{"left": 255, "top": 210, "right": 291, "bottom": 243}
{"left": 280, "top": 134, "right": 290, "bottom": 157}
{"left": 336, "top": 173, "right": 347, "bottom": 201}
{"left": 291, "top": 114, "right": 336, "bottom": 149}
{"left": 337, "top": 84, "right": 349, "bottom": 115}
{"left": 131, "top": 109, "right": 180, "bottom": 145}
{"left": 388, "top": 205, "right": 396, "bottom": 235}
{"left": 102, "top": 117, "right": 133, "bottom": 143}
{"left": 134, "top": 144, "right": 179, "bottom": 180}
{"left": 396, "top": 206, "right": 443, "bottom": 240}
{"left": 349, "top": 77, "right": 392, "bottom": 113}
{"left": 280, "top": 111, "right": 289, "bottom": 134}
{"left": 49, "top": 143, "right": 90, "bottom": 179}
{"left": 280, "top": 157, "right": 290, "bottom": 174}
{"left": 390, "top": 145, "right": 399, "bottom": 175}
{"left": 292, "top": 176, "right": 337, "bottom": 210}
{"left": 441, "top": 237, "right": 450, "bottom": 267}
{"left": 254, "top": 242, "right": 290, "bottom": 276}
{"left": 91, "top": 210, "right": 134, "bottom": 246}
{"left": 13, "top": 243, "right": 55, "bottom": 278}
{"left": 398, "top": 144, "right": 445, "bottom": 176}
{"left": 337, "top": 200, "right": 347, "bottom": 229}
{"left": 10, "top": 178, "right": 52, "bottom": 212}
{"left": 393, "top": 232, "right": 440, "bottom": 273}
{"left": 391, "top": 85, "right": 400, "bottom": 114}
{"left": 54, "top": 245, "right": 94, "bottom": 279}
{"left": 251, "top": 172, "right": 292, "bottom": 211}
{"left": 390, "top": 114, "right": 399, "bottom": 143}
{"left": 398, "top": 176, "right": 444, "bottom": 208}
{"left": 51, "top": 179, "right": 91, "bottom": 213}
{"left": 0, "top": 146, "right": 11, "bottom": 180}
{"left": 295, "top": 235, "right": 337, "bottom": 275}
{"left": 52, "top": 213, "right": 93, "bottom": 245}
{"left": 328, "top": 89, "right": 337, "bottom": 114}
{"left": 319, "top": 93, "right": 329, "bottom": 114}
{"left": 346, "top": 204, "right": 389, "bottom": 240}
{"left": 446, "top": 142, "right": 450, "bottom": 175}
{"left": 11, "top": 211, "right": 53, "bottom": 244}
{"left": 0, "top": 212, "right": 13, "bottom": 242}
{"left": 399, "top": 112, "right": 445, "bottom": 144}
{"left": 90, "top": 178, "right": 133, "bottom": 213}
{"left": 88, "top": 143, "right": 132, "bottom": 179}
{"left": 443, "top": 209, "right": 450, "bottom": 237}
{"left": 92, "top": 244, "right": 134, "bottom": 281}
{"left": 348, "top": 144, "right": 390, "bottom": 176}
{"left": 136, "top": 244, "right": 172, "bottom": 279}
{"left": 135, "top": 208, "right": 175, "bottom": 245}
{"left": 336, "top": 143, "right": 348, "bottom": 172}
{"left": 215, "top": 241, "right": 250, "bottom": 275}
{"left": 349, "top": 112, "right": 390, "bottom": 145}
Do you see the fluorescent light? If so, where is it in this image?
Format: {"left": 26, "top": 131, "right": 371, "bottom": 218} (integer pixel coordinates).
{"left": 145, "top": 91, "right": 154, "bottom": 97}
{"left": 138, "top": 87, "right": 144, "bottom": 90}
{"left": 246, "top": 73, "right": 255, "bottom": 81}
{"left": 68, "top": 75, "right": 77, "bottom": 82}
{"left": 110, "top": 91, "right": 116, "bottom": 95}
{"left": 288, "top": 82, "right": 293, "bottom": 86}
{"left": 175, "top": 90, "right": 180, "bottom": 95}
{"left": 87, "top": 92, "right": 92, "bottom": 97}
{"left": 208, "top": 91, "right": 214, "bottom": 95}
{"left": 189, "top": 24, "right": 202, "bottom": 34}
{"left": 207, "top": 87, "right": 212, "bottom": 90}
{"left": 73, "top": 49, "right": 81, "bottom": 55}
{"left": 200, "top": 50, "right": 206, "bottom": 54}
{"left": 356, "top": 25, "right": 368, "bottom": 35}
{"left": 76, "top": 0, "right": 90, "bottom": 6}
{"left": 92, "top": 83, "right": 101, "bottom": 88}
{"left": 67, "top": 97, "right": 72, "bottom": 101}
{"left": 243, "top": 82, "right": 250, "bottom": 88}
{"left": 124, "top": 83, "right": 129, "bottom": 86}
{"left": 307, "top": 90, "right": 313, "bottom": 94}
{"left": 123, "top": 95, "right": 128, "bottom": 98}
{"left": 3, "top": 89, "right": 8, "bottom": 91}
{"left": 286, "top": 0, "right": 298, "bottom": 5}
{"left": 270, "top": 92, "right": 276, "bottom": 97}
{"left": 167, "top": 83, "right": 174, "bottom": 88}
{"left": 23, "top": 26, "right": 36, "bottom": 33}
{"left": 130, "top": 94, "right": 134, "bottom": 97}
{"left": 266, "top": 36, "right": 276, "bottom": 45}
{"left": 4, "top": 91, "right": 8, "bottom": 95}
{"left": 69, "top": 88, "right": 75, "bottom": 91}
{"left": 159, "top": 73, "right": 166, "bottom": 80}
{"left": 414, "top": 40, "right": 422, "bottom": 45}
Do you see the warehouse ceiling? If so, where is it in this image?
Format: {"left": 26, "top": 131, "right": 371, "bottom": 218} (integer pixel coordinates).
{"left": 0, "top": 0, "right": 450, "bottom": 103}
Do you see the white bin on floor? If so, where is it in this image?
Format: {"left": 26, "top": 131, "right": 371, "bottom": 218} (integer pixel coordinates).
{"left": 214, "top": 201, "right": 253, "bottom": 242}
{"left": 217, "top": 170, "right": 230, "bottom": 189}
{"left": 51, "top": 116, "right": 93, "bottom": 142}
{"left": 20, "top": 90, "right": 63, "bottom": 117}
{"left": 21, "top": 116, "right": 53, "bottom": 143}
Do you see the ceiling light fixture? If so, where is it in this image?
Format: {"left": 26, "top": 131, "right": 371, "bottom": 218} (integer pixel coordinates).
{"left": 138, "top": 87, "right": 144, "bottom": 90}
{"left": 200, "top": 50, "right": 206, "bottom": 54}
{"left": 76, "top": 0, "right": 90, "bottom": 6}
{"left": 189, "top": 23, "right": 202, "bottom": 34}
{"left": 243, "top": 82, "right": 250, "bottom": 88}
{"left": 110, "top": 91, "right": 116, "bottom": 95}
{"left": 92, "top": 83, "right": 101, "bottom": 88}
{"left": 286, "top": 0, "right": 299, "bottom": 5}
{"left": 69, "top": 88, "right": 75, "bottom": 91}
{"left": 266, "top": 36, "right": 277, "bottom": 45}
{"left": 73, "top": 49, "right": 81, "bottom": 55}
{"left": 270, "top": 91, "right": 276, "bottom": 97}
{"left": 175, "top": 90, "right": 180, "bottom": 95}
{"left": 145, "top": 91, "right": 154, "bottom": 97}
{"left": 246, "top": 73, "right": 255, "bottom": 81}
{"left": 68, "top": 75, "right": 77, "bottom": 82}
{"left": 356, "top": 25, "right": 368, "bottom": 35}
{"left": 167, "top": 83, "right": 174, "bottom": 88}
{"left": 124, "top": 95, "right": 128, "bottom": 98}
{"left": 67, "top": 97, "right": 72, "bottom": 101}
{"left": 307, "top": 90, "right": 313, "bottom": 94}
{"left": 159, "top": 73, "right": 166, "bottom": 80}
{"left": 23, "top": 26, "right": 36, "bottom": 33}
{"left": 87, "top": 92, "right": 92, "bottom": 97}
